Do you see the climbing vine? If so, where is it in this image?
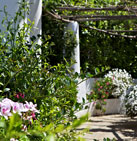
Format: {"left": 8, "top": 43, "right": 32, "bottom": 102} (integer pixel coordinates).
{"left": 43, "top": 0, "right": 137, "bottom": 77}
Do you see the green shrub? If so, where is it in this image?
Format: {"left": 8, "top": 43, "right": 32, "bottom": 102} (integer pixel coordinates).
{"left": 0, "top": 1, "right": 84, "bottom": 140}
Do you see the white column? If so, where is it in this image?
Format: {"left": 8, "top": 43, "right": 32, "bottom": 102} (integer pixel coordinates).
{"left": 67, "top": 22, "right": 83, "bottom": 103}
{"left": 67, "top": 21, "right": 80, "bottom": 74}
{"left": 29, "top": 0, "right": 42, "bottom": 45}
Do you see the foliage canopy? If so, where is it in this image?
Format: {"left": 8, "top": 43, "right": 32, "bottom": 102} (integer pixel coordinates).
{"left": 43, "top": 0, "right": 137, "bottom": 77}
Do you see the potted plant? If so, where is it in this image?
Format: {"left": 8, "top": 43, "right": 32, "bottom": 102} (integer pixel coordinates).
{"left": 87, "top": 68, "right": 133, "bottom": 116}
{"left": 87, "top": 77, "right": 115, "bottom": 116}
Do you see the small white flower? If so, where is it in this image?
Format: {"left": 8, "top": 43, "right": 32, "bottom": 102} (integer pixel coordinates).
{"left": 105, "top": 69, "right": 133, "bottom": 97}
{"left": 10, "top": 138, "right": 18, "bottom": 141}
{"left": 124, "top": 85, "right": 137, "bottom": 117}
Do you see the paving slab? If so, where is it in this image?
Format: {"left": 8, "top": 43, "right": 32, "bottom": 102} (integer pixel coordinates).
{"left": 77, "top": 114, "right": 137, "bottom": 141}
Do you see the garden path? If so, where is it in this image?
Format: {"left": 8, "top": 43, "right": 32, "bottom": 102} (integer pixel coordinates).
{"left": 77, "top": 114, "right": 137, "bottom": 141}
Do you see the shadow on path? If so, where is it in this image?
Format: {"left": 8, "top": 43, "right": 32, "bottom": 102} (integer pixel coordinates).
{"left": 78, "top": 115, "right": 137, "bottom": 140}
{"left": 108, "top": 118, "right": 137, "bottom": 139}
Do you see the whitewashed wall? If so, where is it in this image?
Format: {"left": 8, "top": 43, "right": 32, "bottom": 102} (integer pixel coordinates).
{"left": 77, "top": 78, "right": 96, "bottom": 103}
{"left": 77, "top": 78, "right": 137, "bottom": 103}
{"left": 0, "top": 0, "right": 19, "bottom": 21}
{"left": 0, "top": 0, "right": 42, "bottom": 43}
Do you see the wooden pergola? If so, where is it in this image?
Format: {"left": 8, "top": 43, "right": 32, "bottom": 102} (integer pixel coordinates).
{"left": 45, "top": 5, "right": 137, "bottom": 39}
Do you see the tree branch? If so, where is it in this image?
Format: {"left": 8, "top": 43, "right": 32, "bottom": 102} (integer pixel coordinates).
{"left": 80, "top": 24, "right": 137, "bottom": 39}
{"left": 43, "top": 10, "right": 71, "bottom": 23}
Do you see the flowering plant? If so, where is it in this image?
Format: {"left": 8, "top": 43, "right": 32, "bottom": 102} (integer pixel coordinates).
{"left": 87, "top": 77, "right": 114, "bottom": 101}
{"left": 105, "top": 69, "right": 133, "bottom": 97}
{"left": 124, "top": 85, "right": 137, "bottom": 118}
{"left": 87, "top": 77, "right": 114, "bottom": 112}
{"left": 0, "top": 98, "right": 39, "bottom": 121}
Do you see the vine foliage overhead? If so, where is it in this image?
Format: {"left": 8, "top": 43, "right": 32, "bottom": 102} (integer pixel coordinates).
{"left": 42, "top": 0, "right": 137, "bottom": 77}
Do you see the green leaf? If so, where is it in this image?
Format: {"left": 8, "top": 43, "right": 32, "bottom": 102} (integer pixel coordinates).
{"left": 0, "top": 82, "right": 3, "bottom": 86}
{"left": 72, "top": 114, "right": 88, "bottom": 128}
{"left": 46, "top": 134, "right": 55, "bottom": 141}
{"left": 0, "top": 120, "right": 6, "bottom": 128}
{"left": 3, "top": 88, "right": 10, "bottom": 92}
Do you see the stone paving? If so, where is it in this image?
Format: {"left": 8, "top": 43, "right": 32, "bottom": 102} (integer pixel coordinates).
{"left": 77, "top": 114, "right": 137, "bottom": 141}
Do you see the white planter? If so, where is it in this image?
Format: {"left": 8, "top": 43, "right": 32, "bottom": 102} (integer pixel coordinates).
{"left": 91, "top": 99, "right": 121, "bottom": 116}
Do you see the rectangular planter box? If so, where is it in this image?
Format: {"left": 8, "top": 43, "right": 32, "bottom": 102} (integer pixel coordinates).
{"left": 91, "top": 99, "right": 121, "bottom": 116}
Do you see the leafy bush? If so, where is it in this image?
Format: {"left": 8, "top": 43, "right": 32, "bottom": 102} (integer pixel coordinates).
{"left": 0, "top": 1, "right": 84, "bottom": 140}
{"left": 0, "top": 111, "right": 88, "bottom": 140}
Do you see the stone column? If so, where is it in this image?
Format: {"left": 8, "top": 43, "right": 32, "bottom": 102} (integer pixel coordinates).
{"left": 67, "top": 21, "right": 80, "bottom": 74}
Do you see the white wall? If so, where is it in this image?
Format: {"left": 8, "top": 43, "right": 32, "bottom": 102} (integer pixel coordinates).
{"left": 77, "top": 78, "right": 137, "bottom": 103}
{"left": 0, "top": 0, "right": 19, "bottom": 31}
{"left": 0, "top": 0, "right": 19, "bottom": 17}
{"left": 0, "top": 0, "right": 42, "bottom": 43}
{"left": 77, "top": 78, "right": 97, "bottom": 103}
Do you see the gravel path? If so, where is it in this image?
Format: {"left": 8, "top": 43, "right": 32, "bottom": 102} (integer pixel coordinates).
{"left": 77, "top": 114, "right": 137, "bottom": 141}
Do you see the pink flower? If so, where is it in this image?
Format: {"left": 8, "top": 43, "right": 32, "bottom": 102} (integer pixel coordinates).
{"left": 12, "top": 102, "right": 25, "bottom": 114}
{"left": 102, "top": 95, "right": 105, "bottom": 98}
{"left": 16, "top": 94, "right": 19, "bottom": 99}
{"left": 2, "top": 98, "right": 14, "bottom": 104}
{"left": 19, "top": 93, "right": 25, "bottom": 98}
{"left": 15, "top": 92, "right": 25, "bottom": 99}
{"left": 104, "top": 99, "right": 106, "bottom": 101}
{"left": 0, "top": 98, "right": 39, "bottom": 120}
{"left": 0, "top": 99, "right": 12, "bottom": 119}
{"left": 98, "top": 88, "right": 101, "bottom": 91}
{"left": 100, "top": 86, "right": 103, "bottom": 89}
{"left": 93, "top": 102, "right": 96, "bottom": 105}
{"left": 21, "top": 94, "right": 25, "bottom": 98}
{"left": 24, "top": 101, "right": 39, "bottom": 113}
{"left": 106, "top": 82, "right": 109, "bottom": 85}
{"left": 31, "top": 112, "right": 37, "bottom": 120}
{"left": 105, "top": 92, "right": 109, "bottom": 95}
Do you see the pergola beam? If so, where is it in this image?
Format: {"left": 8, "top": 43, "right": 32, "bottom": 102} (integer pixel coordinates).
{"left": 57, "top": 6, "right": 137, "bottom": 12}
{"left": 62, "top": 15, "right": 137, "bottom": 21}
{"left": 74, "top": 18, "right": 137, "bottom": 22}
{"left": 45, "top": 10, "right": 137, "bottom": 39}
{"left": 107, "top": 30, "right": 137, "bottom": 33}
{"left": 62, "top": 15, "right": 137, "bottom": 19}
